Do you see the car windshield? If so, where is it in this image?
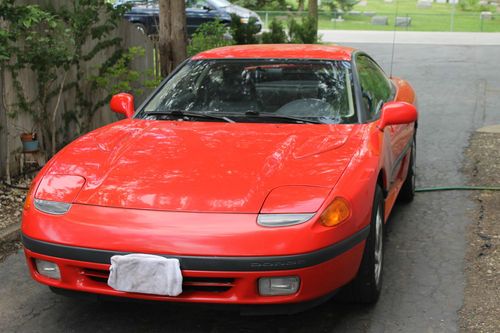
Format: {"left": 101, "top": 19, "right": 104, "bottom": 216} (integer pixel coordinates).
{"left": 139, "top": 59, "right": 357, "bottom": 124}
{"left": 208, "top": 0, "right": 232, "bottom": 7}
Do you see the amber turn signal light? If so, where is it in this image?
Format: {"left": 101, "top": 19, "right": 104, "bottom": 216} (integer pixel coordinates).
{"left": 319, "top": 197, "right": 351, "bottom": 227}
{"left": 23, "top": 183, "right": 36, "bottom": 211}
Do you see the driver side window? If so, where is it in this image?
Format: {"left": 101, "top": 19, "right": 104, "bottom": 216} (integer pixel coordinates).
{"left": 356, "top": 55, "right": 393, "bottom": 121}
{"left": 186, "top": 0, "right": 209, "bottom": 9}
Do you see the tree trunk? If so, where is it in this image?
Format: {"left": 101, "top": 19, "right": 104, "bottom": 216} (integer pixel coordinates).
{"left": 51, "top": 72, "right": 67, "bottom": 157}
{"left": 298, "top": 0, "right": 305, "bottom": 11}
{"left": 1, "top": 68, "right": 11, "bottom": 184}
{"left": 158, "top": 0, "right": 187, "bottom": 77}
{"left": 308, "top": 0, "right": 318, "bottom": 31}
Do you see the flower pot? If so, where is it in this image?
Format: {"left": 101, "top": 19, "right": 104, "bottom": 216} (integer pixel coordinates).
{"left": 22, "top": 140, "right": 39, "bottom": 152}
{"left": 20, "top": 133, "right": 39, "bottom": 152}
{"left": 20, "top": 133, "right": 35, "bottom": 142}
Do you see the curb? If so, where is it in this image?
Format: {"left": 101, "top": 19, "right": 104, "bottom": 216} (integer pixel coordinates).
{"left": 0, "top": 223, "right": 21, "bottom": 245}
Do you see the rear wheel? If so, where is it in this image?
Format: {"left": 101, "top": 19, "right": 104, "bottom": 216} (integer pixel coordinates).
{"left": 340, "top": 185, "right": 385, "bottom": 304}
{"left": 399, "top": 138, "right": 416, "bottom": 203}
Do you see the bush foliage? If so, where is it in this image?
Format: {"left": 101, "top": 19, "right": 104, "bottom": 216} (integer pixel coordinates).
{"left": 188, "top": 20, "right": 233, "bottom": 56}
{"left": 229, "top": 14, "right": 260, "bottom": 44}
{"left": 233, "top": 0, "right": 288, "bottom": 10}
{"left": 261, "top": 18, "right": 288, "bottom": 43}
{"left": 288, "top": 16, "right": 318, "bottom": 44}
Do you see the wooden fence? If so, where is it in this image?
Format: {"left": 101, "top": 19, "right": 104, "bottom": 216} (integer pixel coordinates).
{"left": 0, "top": 7, "right": 156, "bottom": 179}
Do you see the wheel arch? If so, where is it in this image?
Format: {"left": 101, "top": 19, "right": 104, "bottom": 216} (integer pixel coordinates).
{"left": 377, "top": 169, "right": 388, "bottom": 198}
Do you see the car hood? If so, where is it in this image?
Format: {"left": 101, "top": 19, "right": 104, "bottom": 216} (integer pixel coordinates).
{"left": 224, "top": 4, "right": 259, "bottom": 19}
{"left": 47, "top": 120, "right": 363, "bottom": 213}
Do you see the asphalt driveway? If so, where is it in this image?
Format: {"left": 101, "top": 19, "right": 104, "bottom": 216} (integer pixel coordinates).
{"left": 1, "top": 43, "right": 499, "bottom": 332}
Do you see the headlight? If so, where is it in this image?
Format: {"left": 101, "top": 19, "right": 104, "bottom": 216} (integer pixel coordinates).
{"left": 257, "top": 213, "right": 315, "bottom": 227}
{"left": 240, "top": 17, "right": 249, "bottom": 24}
{"left": 34, "top": 199, "right": 72, "bottom": 215}
{"left": 30, "top": 174, "right": 85, "bottom": 215}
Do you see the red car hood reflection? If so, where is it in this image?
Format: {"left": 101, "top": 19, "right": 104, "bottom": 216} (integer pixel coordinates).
{"left": 48, "top": 120, "right": 362, "bottom": 213}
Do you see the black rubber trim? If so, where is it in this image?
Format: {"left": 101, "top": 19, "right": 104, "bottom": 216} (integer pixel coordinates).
{"left": 22, "top": 226, "right": 370, "bottom": 272}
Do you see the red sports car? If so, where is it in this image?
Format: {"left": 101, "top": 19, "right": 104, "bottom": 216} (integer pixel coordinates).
{"left": 22, "top": 44, "right": 417, "bottom": 314}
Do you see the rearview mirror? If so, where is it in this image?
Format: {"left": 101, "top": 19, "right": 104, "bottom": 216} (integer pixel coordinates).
{"left": 378, "top": 101, "right": 417, "bottom": 130}
{"left": 110, "top": 93, "right": 134, "bottom": 118}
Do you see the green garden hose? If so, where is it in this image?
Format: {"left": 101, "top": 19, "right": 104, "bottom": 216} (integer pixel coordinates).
{"left": 416, "top": 186, "right": 500, "bottom": 192}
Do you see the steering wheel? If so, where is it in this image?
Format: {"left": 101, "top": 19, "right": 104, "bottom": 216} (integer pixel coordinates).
{"left": 275, "top": 98, "right": 337, "bottom": 118}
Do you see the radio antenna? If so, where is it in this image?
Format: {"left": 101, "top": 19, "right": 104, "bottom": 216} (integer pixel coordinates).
{"left": 389, "top": 0, "right": 400, "bottom": 78}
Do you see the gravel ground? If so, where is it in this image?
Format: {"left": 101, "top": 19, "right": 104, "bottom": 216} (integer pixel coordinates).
{"left": 0, "top": 181, "right": 27, "bottom": 262}
{"left": 0, "top": 181, "right": 26, "bottom": 230}
{"left": 459, "top": 132, "right": 500, "bottom": 333}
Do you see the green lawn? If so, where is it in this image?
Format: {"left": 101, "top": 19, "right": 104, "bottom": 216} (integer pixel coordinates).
{"left": 256, "top": 0, "right": 500, "bottom": 32}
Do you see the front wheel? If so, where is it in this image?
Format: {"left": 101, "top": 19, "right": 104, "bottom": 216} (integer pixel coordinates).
{"left": 133, "top": 23, "right": 147, "bottom": 35}
{"left": 399, "top": 138, "right": 416, "bottom": 203}
{"left": 339, "top": 185, "right": 385, "bottom": 304}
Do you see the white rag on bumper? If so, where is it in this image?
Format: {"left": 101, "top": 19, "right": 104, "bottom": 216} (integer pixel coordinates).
{"left": 107, "top": 254, "right": 183, "bottom": 296}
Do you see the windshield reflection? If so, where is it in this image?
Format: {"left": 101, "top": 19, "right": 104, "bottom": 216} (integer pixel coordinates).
{"left": 140, "top": 59, "right": 356, "bottom": 124}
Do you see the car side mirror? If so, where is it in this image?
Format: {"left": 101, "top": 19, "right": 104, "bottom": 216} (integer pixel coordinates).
{"left": 110, "top": 93, "right": 134, "bottom": 118}
{"left": 378, "top": 101, "right": 417, "bottom": 130}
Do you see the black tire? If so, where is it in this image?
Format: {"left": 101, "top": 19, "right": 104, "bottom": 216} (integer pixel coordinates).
{"left": 399, "top": 137, "right": 416, "bottom": 203}
{"left": 133, "top": 23, "right": 147, "bottom": 35}
{"left": 339, "top": 185, "right": 385, "bottom": 304}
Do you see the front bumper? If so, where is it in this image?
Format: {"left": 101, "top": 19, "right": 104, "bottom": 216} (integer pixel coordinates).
{"left": 22, "top": 227, "right": 368, "bottom": 307}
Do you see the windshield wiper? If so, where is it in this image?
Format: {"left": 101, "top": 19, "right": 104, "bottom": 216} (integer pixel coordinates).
{"left": 146, "top": 110, "right": 235, "bottom": 123}
{"left": 244, "top": 111, "right": 322, "bottom": 124}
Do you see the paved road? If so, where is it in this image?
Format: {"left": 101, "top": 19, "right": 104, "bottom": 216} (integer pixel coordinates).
{"left": 1, "top": 44, "right": 500, "bottom": 333}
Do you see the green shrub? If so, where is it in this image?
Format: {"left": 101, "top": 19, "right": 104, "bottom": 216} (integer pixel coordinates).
{"left": 230, "top": 14, "right": 260, "bottom": 45}
{"left": 288, "top": 16, "right": 318, "bottom": 44}
{"left": 233, "top": 0, "right": 287, "bottom": 10}
{"left": 458, "top": 0, "right": 494, "bottom": 11}
{"left": 188, "top": 20, "right": 233, "bottom": 56}
{"left": 261, "top": 18, "right": 288, "bottom": 44}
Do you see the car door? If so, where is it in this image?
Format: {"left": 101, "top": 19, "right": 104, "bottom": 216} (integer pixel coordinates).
{"left": 356, "top": 54, "right": 410, "bottom": 186}
{"left": 185, "top": 0, "right": 215, "bottom": 35}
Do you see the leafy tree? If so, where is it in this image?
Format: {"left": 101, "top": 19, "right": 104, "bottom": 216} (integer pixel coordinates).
{"left": 323, "top": 0, "right": 358, "bottom": 13}
{"left": 289, "top": 16, "right": 318, "bottom": 43}
{"left": 91, "top": 47, "right": 160, "bottom": 99}
{"left": 261, "top": 18, "right": 287, "bottom": 44}
{"left": 0, "top": 0, "right": 54, "bottom": 182}
{"left": 0, "top": 0, "right": 155, "bottom": 162}
{"left": 188, "top": 20, "right": 233, "bottom": 56}
{"left": 1, "top": 0, "right": 74, "bottom": 157}
{"left": 232, "top": 0, "right": 287, "bottom": 10}
{"left": 230, "top": 14, "right": 260, "bottom": 44}
{"left": 307, "top": 0, "right": 318, "bottom": 32}
{"left": 57, "top": 0, "right": 131, "bottom": 136}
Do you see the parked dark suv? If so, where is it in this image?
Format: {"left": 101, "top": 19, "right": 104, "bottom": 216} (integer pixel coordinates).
{"left": 117, "top": 0, "right": 262, "bottom": 36}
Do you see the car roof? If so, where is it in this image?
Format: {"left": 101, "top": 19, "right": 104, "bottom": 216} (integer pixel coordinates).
{"left": 192, "top": 44, "right": 356, "bottom": 61}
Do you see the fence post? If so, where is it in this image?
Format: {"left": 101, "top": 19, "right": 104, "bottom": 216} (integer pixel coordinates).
{"left": 265, "top": 11, "right": 268, "bottom": 28}
{"left": 450, "top": 2, "right": 456, "bottom": 32}
{"left": 480, "top": 16, "right": 484, "bottom": 32}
